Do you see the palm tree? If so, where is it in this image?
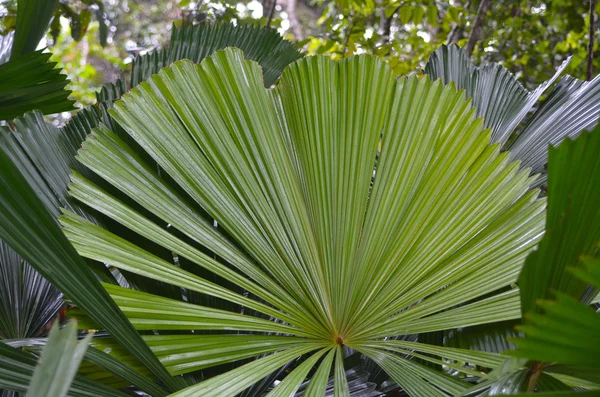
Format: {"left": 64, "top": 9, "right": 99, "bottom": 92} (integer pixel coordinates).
{"left": 60, "top": 48, "right": 545, "bottom": 395}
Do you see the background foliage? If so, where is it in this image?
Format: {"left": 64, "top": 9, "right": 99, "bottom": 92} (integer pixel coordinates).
{"left": 1, "top": 0, "right": 598, "bottom": 110}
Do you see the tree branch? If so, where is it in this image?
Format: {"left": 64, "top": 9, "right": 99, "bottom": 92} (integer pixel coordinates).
{"left": 446, "top": 0, "right": 471, "bottom": 45}
{"left": 380, "top": 3, "right": 402, "bottom": 45}
{"left": 265, "top": 0, "right": 277, "bottom": 28}
{"left": 465, "top": 0, "right": 491, "bottom": 56}
{"left": 588, "top": 0, "right": 596, "bottom": 81}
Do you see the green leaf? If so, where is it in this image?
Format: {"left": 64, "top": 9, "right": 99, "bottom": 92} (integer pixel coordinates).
{"left": 0, "top": 329, "right": 128, "bottom": 396}
{"left": 398, "top": 6, "right": 412, "bottom": 25}
{"left": 424, "top": 46, "right": 600, "bottom": 185}
{"left": 169, "top": 345, "right": 325, "bottom": 397}
{"left": 0, "top": 241, "right": 62, "bottom": 339}
{"left": 576, "top": 255, "right": 600, "bottom": 290}
{"left": 411, "top": 6, "right": 425, "bottom": 25}
{"left": 83, "top": 345, "right": 167, "bottom": 397}
{"left": 302, "top": 347, "right": 336, "bottom": 395}
{"left": 518, "top": 126, "right": 600, "bottom": 315}
{"left": 11, "top": 0, "right": 59, "bottom": 58}
{"left": 67, "top": 48, "right": 545, "bottom": 394}
{"left": 513, "top": 294, "right": 600, "bottom": 384}
{"left": 266, "top": 348, "right": 329, "bottom": 396}
{"left": 0, "top": 126, "right": 184, "bottom": 392}
{"left": 27, "top": 321, "right": 92, "bottom": 397}
{"left": 0, "top": 51, "right": 75, "bottom": 120}
{"left": 426, "top": 5, "right": 438, "bottom": 26}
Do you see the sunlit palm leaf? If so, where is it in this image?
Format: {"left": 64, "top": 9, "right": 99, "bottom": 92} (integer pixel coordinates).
{"left": 64, "top": 48, "right": 544, "bottom": 394}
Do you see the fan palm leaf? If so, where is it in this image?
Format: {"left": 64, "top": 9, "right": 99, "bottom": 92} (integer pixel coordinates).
{"left": 424, "top": 45, "right": 600, "bottom": 186}
{"left": 62, "top": 48, "right": 544, "bottom": 395}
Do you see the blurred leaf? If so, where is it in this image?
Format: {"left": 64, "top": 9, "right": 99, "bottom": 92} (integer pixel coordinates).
{"left": 11, "top": 0, "right": 59, "bottom": 57}
{"left": 426, "top": 5, "right": 438, "bottom": 26}
{"left": 411, "top": 6, "right": 425, "bottom": 25}
{"left": 398, "top": 6, "right": 412, "bottom": 25}
{"left": 93, "top": 2, "right": 108, "bottom": 47}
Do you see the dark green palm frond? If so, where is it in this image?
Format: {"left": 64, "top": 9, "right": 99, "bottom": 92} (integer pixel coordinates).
{"left": 518, "top": 126, "right": 600, "bottom": 315}
{"left": 11, "top": 0, "right": 59, "bottom": 58}
{"left": 0, "top": 119, "right": 185, "bottom": 392}
{"left": 98, "top": 21, "right": 303, "bottom": 104}
{"left": 0, "top": 51, "right": 75, "bottom": 121}
{"left": 130, "top": 22, "right": 302, "bottom": 88}
{"left": 0, "top": 242, "right": 62, "bottom": 340}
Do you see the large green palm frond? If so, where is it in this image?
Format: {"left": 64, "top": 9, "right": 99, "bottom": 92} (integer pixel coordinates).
{"left": 0, "top": 50, "right": 75, "bottom": 121}
{"left": 63, "top": 48, "right": 545, "bottom": 395}
{"left": 0, "top": 23, "right": 304, "bottom": 395}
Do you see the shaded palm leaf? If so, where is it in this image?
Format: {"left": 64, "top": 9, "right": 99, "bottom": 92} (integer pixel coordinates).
{"left": 97, "top": 21, "right": 303, "bottom": 104}
{"left": 0, "top": 241, "right": 62, "bottom": 340}
{"left": 64, "top": 48, "right": 544, "bottom": 395}
{"left": 424, "top": 45, "right": 600, "bottom": 185}
{"left": 517, "top": 127, "right": 600, "bottom": 315}
{"left": 0, "top": 51, "right": 75, "bottom": 121}
{"left": 0, "top": 120, "right": 185, "bottom": 392}
{"left": 512, "top": 131, "right": 600, "bottom": 385}
{"left": 11, "top": 0, "right": 59, "bottom": 58}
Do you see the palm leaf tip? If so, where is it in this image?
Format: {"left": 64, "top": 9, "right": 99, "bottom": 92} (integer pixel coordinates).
{"left": 66, "top": 47, "right": 545, "bottom": 395}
